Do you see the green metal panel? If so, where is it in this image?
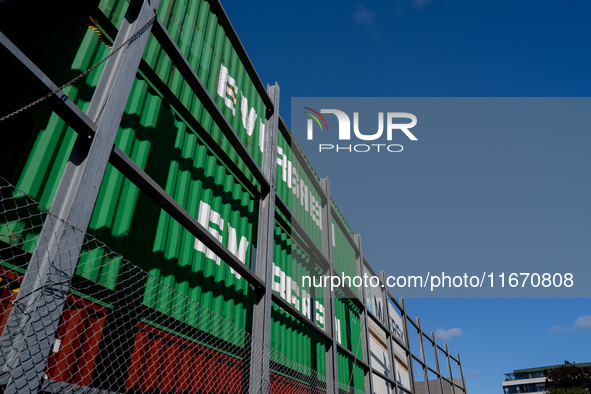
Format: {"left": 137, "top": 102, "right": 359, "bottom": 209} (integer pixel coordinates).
{"left": 0, "top": 2, "right": 112, "bottom": 203}
{"left": 4, "top": 0, "right": 269, "bottom": 200}
{"left": 334, "top": 297, "right": 363, "bottom": 360}
{"left": 140, "top": 0, "right": 269, "bottom": 185}
{"left": 337, "top": 350, "right": 365, "bottom": 393}
{"left": 276, "top": 129, "right": 324, "bottom": 251}
{"left": 331, "top": 215, "right": 359, "bottom": 297}
{"left": 271, "top": 304, "right": 327, "bottom": 379}
{"left": 331, "top": 198, "right": 354, "bottom": 238}
{"left": 97, "top": 0, "right": 129, "bottom": 27}
{"left": 73, "top": 75, "right": 258, "bottom": 344}
{"left": 271, "top": 211, "right": 327, "bottom": 371}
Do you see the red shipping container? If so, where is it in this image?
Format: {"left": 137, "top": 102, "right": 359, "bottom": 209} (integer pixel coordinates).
{"left": 0, "top": 287, "right": 16, "bottom": 334}
{"left": 73, "top": 313, "right": 106, "bottom": 386}
{"left": 140, "top": 337, "right": 164, "bottom": 392}
{"left": 203, "top": 353, "right": 219, "bottom": 394}
{"left": 215, "top": 357, "right": 229, "bottom": 393}
{"left": 46, "top": 308, "right": 88, "bottom": 382}
{"left": 45, "top": 294, "right": 108, "bottom": 386}
{"left": 159, "top": 342, "right": 180, "bottom": 393}
{"left": 176, "top": 348, "right": 195, "bottom": 394}
{"left": 191, "top": 351, "right": 207, "bottom": 394}
{"left": 125, "top": 330, "right": 150, "bottom": 391}
{"left": 227, "top": 360, "right": 243, "bottom": 394}
{"left": 269, "top": 375, "right": 280, "bottom": 393}
{"left": 0, "top": 268, "right": 23, "bottom": 336}
{"left": 128, "top": 322, "right": 249, "bottom": 394}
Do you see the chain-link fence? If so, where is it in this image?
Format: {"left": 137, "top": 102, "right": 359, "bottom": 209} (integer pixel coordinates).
{"left": 0, "top": 177, "right": 359, "bottom": 394}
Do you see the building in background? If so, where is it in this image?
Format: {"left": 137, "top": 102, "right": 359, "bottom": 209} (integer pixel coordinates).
{"left": 0, "top": 0, "right": 467, "bottom": 393}
{"left": 502, "top": 362, "right": 591, "bottom": 394}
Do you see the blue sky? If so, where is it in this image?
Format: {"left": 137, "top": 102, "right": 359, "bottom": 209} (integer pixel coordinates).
{"left": 223, "top": 2, "right": 591, "bottom": 394}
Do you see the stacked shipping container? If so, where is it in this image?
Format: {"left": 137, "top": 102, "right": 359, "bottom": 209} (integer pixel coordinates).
{"left": 0, "top": 0, "right": 467, "bottom": 393}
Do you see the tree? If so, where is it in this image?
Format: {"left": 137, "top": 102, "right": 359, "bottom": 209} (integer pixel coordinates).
{"left": 546, "top": 363, "right": 591, "bottom": 392}
{"left": 547, "top": 389, "right": 588, "bottom": 394}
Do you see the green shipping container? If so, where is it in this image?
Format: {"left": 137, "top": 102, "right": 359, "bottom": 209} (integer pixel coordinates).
{"left": 0, "top": 0, "right": 265, "bottom": 342}
{"left": 331, "top": 213, "right": 359, "bottom": 297}
{"left": 334, "top": 297, "right": 363, "bottom": 360}
{"left": 271, "top": 210, "right": 328, "bottom": 372}
{"left": 0, "top": 0, "right": 114, "bottom": 205}
{"left": 276, "top": 128, "right": 324, "bottom": 252}
{"left": 331, "top": 198, "right": 355, "bottom": 239}
{"left": 144, "top": 0, "right": 270, "bottom": 183}
{"left": 337, "top": 350, "right": 365, "bottom": 394}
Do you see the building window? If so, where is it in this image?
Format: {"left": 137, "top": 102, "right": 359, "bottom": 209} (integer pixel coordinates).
{"left": 536, "top": 383, "right": 546, "bottom": 392}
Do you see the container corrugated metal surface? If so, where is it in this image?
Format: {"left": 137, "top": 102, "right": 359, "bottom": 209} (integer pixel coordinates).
{"left": 334, "top": 298, "right": 362, "bottom": 359}
{"left": 0, "top": 266, "right": 116, "bottom": 389}
{"left": 387, "top": 301, "right": 411, "bottom": 390}
{"left": 271, "top": 213, "right": 327, "bottom": 373}
{"left": 337, "top": 350, "right": 365, "bottom": 393}
{"left": 0, "top": 1, "right": 112, "bottom": 205}
{"left": 97, "top": 0, "right": 129, "bottom": 28}
{"left": 271, "top": 304, "right": 327, "bottom": 378}
{"left": 46, "top": 296, "right": 109, "bottom": 386}
{"left": 277, "top": 130, "right": 324, "bottom": 251}
{"left": 269, "top": 372, "right": 327, "bottom": 394}
{"left": 124, "top": 322, "right": 245, "bottom": 394}
{"left": 0, "top": 188, "right": 43, "bottom": 263}
{"left": 368, "top": 319, "right": 390, "bottom": 378}
{"left": 148, "top": 0, "right": 270, "bottom": 182}
{"left": 331, "top": 215, "right": 359, "bottom": 296}
{"left": 0, "top": 266, "right": 22, "bottom": 337}
{"left": 372, "top": 374, "right": 394, "bottom": 394}
{"left": 331, "top": 199, "right": 354, "bottom": 239}
{"left": 272, "top": 214, "right": 325, "bottom": 323}
{"left": 387, "top": 300, "right": 405, "bottom": 349}
{"left": 364, "top": 264, "right": 387, "bottom": 327}
{"left": 57, "top": 75, "right": 259, "bottom": 346}
{"left": 395, "top": 358, "right": 411, "bottom": 391}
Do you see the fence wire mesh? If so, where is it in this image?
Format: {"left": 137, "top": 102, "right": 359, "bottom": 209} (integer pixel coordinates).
{"left": 0, "top": 177, "right": 360, "bottom": 394}
{"left": 338, "top": 381, "right": 365, "bottom": 394}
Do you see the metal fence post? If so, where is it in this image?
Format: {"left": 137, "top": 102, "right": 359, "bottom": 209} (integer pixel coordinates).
{"left": 380, "top": 272, "right": 397, "bottom": 394}
{"left": 321, "top": 178, "right": 339, "bottom": 394}
{"left": 431, "top": 332, "right": 446, "bottom": 394}
{"left": 445, "top": 344, "right": 457, "bottom": 394}
{"left": 400, "top": 298, "right": 417, "bottom": 394}
{"left": 416, "top": 318, "right": 432, "bottom": 394}
{"left": 0, "top": 1, "right": 160, "bottom": 392}
{"left": 457, "top": 353, "right": 467, "bottom": 393}
{"left": 355, "top": 235, "right": 374, "bottom": 394}
{"left": 249, "top": 83, "right": 280, "bottom": 394}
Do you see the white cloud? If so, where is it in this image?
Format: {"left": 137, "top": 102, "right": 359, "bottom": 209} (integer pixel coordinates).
{"left": 466, "top": 371, "right": 480, "bottom": 378}
{"left": 548, "top": 325, "right": 570, "bottom": 333}
{"left": 435, "top": 327, "right": 464, "bottom": 341}
{"left": 352, "top": 5, "right": 375, "bottom": 28}
{"left": 548, "top": 315, "right": 591, "bottom": 333}
{"left": 574, "top": 315, "right": 591, "bottom": 330}
{"left": 410, "top": 0, "right": 434, "bottom": 9}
